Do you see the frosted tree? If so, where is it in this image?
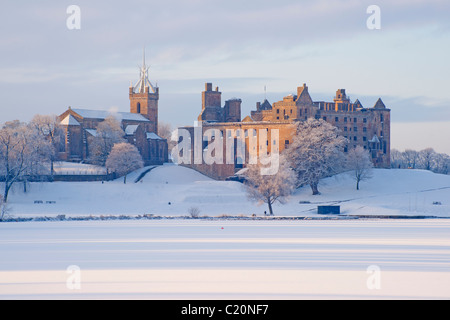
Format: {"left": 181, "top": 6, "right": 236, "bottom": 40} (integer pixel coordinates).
{"left": 284, "top": 118, "right": 347, "bottom": 195}
{"left": 105, "top": 143, "right": 144, "bottom": 184}
{"left": 433, "top": 153, "right": 450, "bottom": 175}
{"left": 158, "top": 121, "right": 176, "bottom": 153}
{"left": 390, "top": 149, "right": 405, "bottom": 169}
{"left": 346, "top": 146, "right": 373, "bottom": 190}
{"left": 29, "top": 114, "right": 64, "bottom": 175}
{"left": 418, "top": 148, "right": 436, "bottom": 171}
{"left": 0, "top": 121, "right": 50, "bottom": 202}
{"left": 244, "top": 157, "right": 297, "bottom": 216}
{"left": 88, "top": 116, "right": 126, "bottom": 166}
{"left": 403, "top": 149, "right": 419, "bottom": 169}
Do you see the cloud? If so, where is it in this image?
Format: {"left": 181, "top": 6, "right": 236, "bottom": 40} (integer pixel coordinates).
{"left": 0, "top": 0, "right": 449, "bottom": 153}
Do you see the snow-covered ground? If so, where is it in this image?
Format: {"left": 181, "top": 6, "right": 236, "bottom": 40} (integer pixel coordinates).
{"left": 2, "top": 165, "right": 450, "bottom": 299}
{"left": 0, "top": 219, "right": 449, "bottom": 299}
{"left": 4, "top": 163, "right": 450, "bottom": 218}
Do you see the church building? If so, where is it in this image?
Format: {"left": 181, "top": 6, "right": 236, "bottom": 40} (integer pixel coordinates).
{"left": 57, "top": 54, "right": 168, "bottom": 165}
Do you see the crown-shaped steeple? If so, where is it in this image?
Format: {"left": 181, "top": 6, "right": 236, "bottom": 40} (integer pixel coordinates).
{"left": 132, "top": 48, "right": 157, "bottom": 94}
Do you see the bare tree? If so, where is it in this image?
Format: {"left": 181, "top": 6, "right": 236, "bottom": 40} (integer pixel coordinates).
{"left": 390, "top": 149, "right": 405, "bottom": 169}
{"left": 158, "top": 121, "right": 176, "bottom": 154}
{"left": 0, "top": 195, "right": 5, "bottom": 221}
{"left": 433, "top": 153, "right": 450, "bottom": 175}
{"left": 105, "top": 143, "right": 144, "bottom": 184}
{"left": 418, "top": 148, "right": 436, "bottom": 171}
{"left": 244, "top": 158, "right": 296, "bottom": 216}
{"left": 88, "top": 116, "right": 126, "bottom": 166}
{"left": 403, "top": 149, "right": 419, "bottom": 169}
{"left": 346, "top": 146, "right": 373, "bottom": 190}
{"left": 29, "top": 114, "right": 63, "bottom": 176}
{"left": 188, "top": 206, "right": 201, "bottom": 218}
{"left": 283, "top": 119, "right": 347, "bottom": 195}
{"left": 0, "top": 121, "right": 50, "bottom": 202}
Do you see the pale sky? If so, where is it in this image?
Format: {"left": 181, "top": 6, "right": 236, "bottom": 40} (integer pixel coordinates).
{"left": 0, "top": 0, "right": 449, "bottom": 153}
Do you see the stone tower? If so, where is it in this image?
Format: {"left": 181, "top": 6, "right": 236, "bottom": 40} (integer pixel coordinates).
{"left": 129, "top": 50, "right": 159, "bottom": 133}
{"left": 198, "top": 83, "right": 222, "bottom": 122}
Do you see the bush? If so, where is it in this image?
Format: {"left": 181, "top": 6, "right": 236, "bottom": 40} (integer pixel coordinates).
{"left": 188, "top": 206, "right": 201, "bottom": 218}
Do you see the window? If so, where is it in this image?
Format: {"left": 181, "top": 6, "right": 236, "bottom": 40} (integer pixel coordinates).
{"left": 323, "top": 116, "right": 327, "bottom": 121}
{"left": 137, "top": 102, "right": 141, "bottom": 114}
{"left": 353, "top": 136, "right": 357, "bottom": 141}
{"left": 344, "top": 117, "right": 347, "bottom": 123}
{"left": 363, "top": 136, "right": 367, "bottom": 142}
{"left": 354, "top": 118, "right": 357, "bottom": 123}
{"left": 277, "top": 109, "right": 280, "bottom": 114}
{"left": 363, "top": 127, "right": 367, "bottom": 133}
{"left": 344, "top": 127, "right": 347, "bottom": 132}
{"left": 335, "top": 117, "right": 339, "bottom": 122}
{"left": 363, "top": 118, "right": 367, "bottom": 123}
{"left": 354, "top": 127, "right": 357, "bottom": 132}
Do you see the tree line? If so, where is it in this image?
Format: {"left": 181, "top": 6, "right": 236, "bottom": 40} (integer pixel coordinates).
{"left": 390, "top": 148, "right": 449, "bottom": 174}
{"left": 0, "top": 115, "right": 145, "bottom": 204}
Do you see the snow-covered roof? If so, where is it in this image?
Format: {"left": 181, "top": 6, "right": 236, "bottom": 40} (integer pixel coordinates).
{"left": 370, "top": 135, "right": 380, "bottom": 143}
{"left": 71, "top": 108, "right": 150, "bottom": 122}
{"left": 235, "top": 168, "right": 248, "bottom": 176}
{"left": 85, "top": 129, "right": 97, "bottom": 137}
{"left": 147, "top": 132, "right": 163, "bottom": 140}
{"left": 125, "top": 125, "right": 139, "bottom": 135}
{"left": 60, "top": 114, "right": 80, "bottom": 126}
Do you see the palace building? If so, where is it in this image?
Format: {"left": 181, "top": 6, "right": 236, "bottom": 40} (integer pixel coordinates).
{"left": 57, "top": 55, "right": 168, "bottom": 165}
{"left": 180, "top": 82, "right": 391, "bottom": 180}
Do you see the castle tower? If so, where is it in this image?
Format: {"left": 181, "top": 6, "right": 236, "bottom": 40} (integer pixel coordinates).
{"left": 198, "top": 83, "right": 223, "bottom": 122}
{"left": 129, "top": 50, "right": 159, "bottom": 133}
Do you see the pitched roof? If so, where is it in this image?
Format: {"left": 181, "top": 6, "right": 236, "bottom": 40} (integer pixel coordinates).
{"left": 354, "top": 99, "right": 363, "bottom": 109}
{"left": 71, "top": 108, "right": 150, "bottom": 122}
{"left": 369, "top": 135, "right": 380, "bottom": 143}
{"left": 60, "top": 114, "right": 80, "bottom": 126}
{"left": 296, "top": 84, "right": 313, "bottom": 105}
{"left": 260, "top": 99, "right": 272, "bottom": 110}
{"left": 373, "top": 98, "right": 386, "bottom": 109}
{"left": 147, "top": 132, "right": 163, "bottom": 140}
{"left": 125, "top": 125, "right": 139, "bottom": 135}
{"left": 242, "top": 115, "right": 254, "bottom": 122}
{"left": 85, "top": 129, "right": 97, "bottom": 137}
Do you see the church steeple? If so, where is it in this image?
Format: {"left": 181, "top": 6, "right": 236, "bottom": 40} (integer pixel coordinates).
{"left": 129, "top": 49, "right": 159, "bottom": 134}
{"left": 132, "top": 48, "right": 157, "bottom": 94}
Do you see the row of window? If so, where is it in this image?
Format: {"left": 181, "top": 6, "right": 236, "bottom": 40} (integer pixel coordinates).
{"left": 323, "top": 116, "right": 367, "bottom": 123}
{"left": 343, "top": 127, "right": 368, "bottom": 132}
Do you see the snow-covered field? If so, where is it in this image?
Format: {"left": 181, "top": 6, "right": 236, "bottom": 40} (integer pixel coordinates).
{"left": 4, "top": 163, "right": 450, "bottom": 218}
{"left": 0, "top": 219, "right": 449, "bottom": 299}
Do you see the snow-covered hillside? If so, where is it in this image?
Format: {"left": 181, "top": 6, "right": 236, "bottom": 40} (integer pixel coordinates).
{"left": 4, "top": 164, "right": 450, "bottom": 218}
